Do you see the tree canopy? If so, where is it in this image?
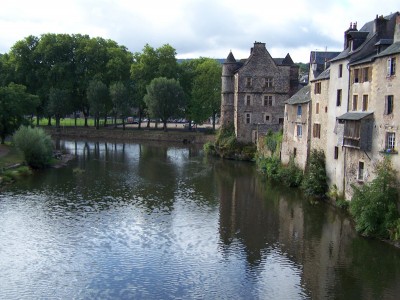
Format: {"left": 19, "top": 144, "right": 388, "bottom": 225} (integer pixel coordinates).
{"left": 144, "top": 77, "right": 185, "bottom": 130}
{"left": 0, "top": 83, "right": 39, "bottom": 143}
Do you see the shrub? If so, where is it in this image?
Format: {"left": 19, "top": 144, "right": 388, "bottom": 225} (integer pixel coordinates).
{"left": 13, "top": 126, "right": 53, "bottom": 168}
{"left": 301, "top": 149, "right": 328, "bottom": 199}
{"left": 349, "top": 157, "right": 399, "bottom": 239}
{"left": 279, "top": 156, "right": 303, "bottom": 187}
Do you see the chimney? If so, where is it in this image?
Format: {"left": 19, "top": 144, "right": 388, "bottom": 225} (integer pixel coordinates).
{"left": 395, "top": 14, "right": 400, "bottom": 43}
{"left": 374, "top": 14, "right": 388, "bottom": 37}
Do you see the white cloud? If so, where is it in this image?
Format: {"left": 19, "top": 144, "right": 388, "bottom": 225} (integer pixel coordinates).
{"left": 0, "top": 0, "right": 398, "bottom": 63}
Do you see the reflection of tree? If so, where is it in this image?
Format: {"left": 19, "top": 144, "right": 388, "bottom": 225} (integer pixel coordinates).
{"left": 216, "top": 160, "right": 278, "bottom": 267}
{"left": 137, "top": 144, "right": 177, "bottom": 212}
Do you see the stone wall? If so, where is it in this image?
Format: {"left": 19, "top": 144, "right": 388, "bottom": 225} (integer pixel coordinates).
{"left": 44, "top": 127, "right": 215, "bottom": 145}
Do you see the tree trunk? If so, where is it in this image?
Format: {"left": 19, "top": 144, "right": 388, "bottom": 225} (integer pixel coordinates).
{"left": 47, "top": 116, "right": 52, "bottom": 126}
{"left": 122, "top": 119, "right": 126, "bottom": 130}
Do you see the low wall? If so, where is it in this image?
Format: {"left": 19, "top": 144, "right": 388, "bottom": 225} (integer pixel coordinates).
{"left": 44, "top": 127, "right": 215, "bottom": 145}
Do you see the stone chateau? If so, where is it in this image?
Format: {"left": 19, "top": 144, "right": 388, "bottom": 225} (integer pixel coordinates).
{"left": 281, "top": 12, "right": 400, "bottom": 199}
{"left": 220, "top": 42, "right": 300, "bottom": 143}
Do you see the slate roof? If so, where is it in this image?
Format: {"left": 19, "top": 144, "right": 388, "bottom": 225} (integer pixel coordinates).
{"left": 285, "top": 85, "right": 311, "bottom": 105}
{"left": 337, "top": 112, "right": 373, "bottom": 121}
{"left": 311, "top": 67, "right": 330, "bottom": 81}
{"left": 225, "top": 51, "right": 236, "bottom": 63}
{"left": 375, "top": 41, "right": 400, "bottom": 57}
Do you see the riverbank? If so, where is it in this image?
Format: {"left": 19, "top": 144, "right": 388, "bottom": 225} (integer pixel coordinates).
{"left": 43, "top": 126, "right": 216, "bottom": 145}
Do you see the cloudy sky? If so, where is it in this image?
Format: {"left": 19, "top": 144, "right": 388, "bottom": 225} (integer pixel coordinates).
{"left": 0, "top": 0, "right": 398, "bottom": 62}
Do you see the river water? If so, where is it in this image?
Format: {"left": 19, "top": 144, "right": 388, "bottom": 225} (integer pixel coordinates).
{"left": 1, "top": 140, "right": 400, "bottom": 299}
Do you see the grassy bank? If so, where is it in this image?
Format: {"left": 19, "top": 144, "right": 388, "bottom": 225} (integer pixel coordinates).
{"left": 0, "top": 143, "right": 31, "bottom": 186}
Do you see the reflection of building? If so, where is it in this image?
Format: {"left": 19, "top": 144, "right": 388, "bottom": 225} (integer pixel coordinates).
{"left": 221, "top": 42, "right": 300, "bottom": 143}
{"left": 282, "top": 12, "right": 400, "bottom": 199}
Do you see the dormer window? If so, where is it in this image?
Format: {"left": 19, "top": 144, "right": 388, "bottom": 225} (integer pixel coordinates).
{"left": 246, "top": 77, "right": 252, "bottom": 87}
{"left": 264, "top": 77, "right": 274, "bottom": 88}
{"left": 349, "top": 40, "right": 354, "bottom": 52}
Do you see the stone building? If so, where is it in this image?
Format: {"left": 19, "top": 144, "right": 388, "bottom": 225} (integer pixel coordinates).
{"left": 283, "top": 11, "right": 400, "bottom": 200}
{"left": 281, "top": 85, "right": 311, "bottom": 170}
{"left": 220, "top": 42, "right": 300, "bottom": 143}
{"left": 282, "top": 51, "right": 339, "bottom": 169}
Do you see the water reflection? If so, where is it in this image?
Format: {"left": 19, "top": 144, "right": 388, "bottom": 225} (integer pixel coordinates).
{"left": 0, "top": 140, "right": 399, "bottom": 299}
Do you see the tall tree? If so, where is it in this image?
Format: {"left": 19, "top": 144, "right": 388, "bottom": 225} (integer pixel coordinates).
{"left": 86, "top": 80, "right": 109, "bottom": 129}
{"left": 110, "top": 81, "right": 129, "bottom": 130}
{"left": 0, "top": 83, "right": 39, "bottom": 143}
{"left": 191, "top": 58, "right": 221, "bottom": 130}
{"left": 144, "top": 77, "right": 185, "bottom": 131}
{"left": 48, "top": 88, "right": 72, "bottom": 128}
{"left": 130, "top": 44, "right": 179, "bottom": 128}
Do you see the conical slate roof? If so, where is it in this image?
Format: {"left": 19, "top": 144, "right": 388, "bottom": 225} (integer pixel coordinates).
{"left": 225, "top": 51, "right": 236, "bottom": 63}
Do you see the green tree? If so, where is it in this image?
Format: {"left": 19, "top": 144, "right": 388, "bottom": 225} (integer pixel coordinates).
{"left": 0, "top": 83, "right": 39, "bottom": 144}
{"left": 110, "top": 81, "right": 130, "bottom": 130}
{"left": 301, "top": 149, "right": 328, "bottom": 198}
{"left": 130, "top": 44, "right": 179, "bottom": 128}
{"left": 13, "top": 126, "right": 53, "bottom": 168}
{"left": 87, "top": 80, "right": 109, "bottom": 129}
{"left": 144, "top": 77, "right": 185, "bottom": 131}
{"left": 191, "top": 58, "right": 221, "bottom": 129}
{"left": 178, "top": 58, "right": 208, "bottom": 130}
{"left": 48, "top": 88, "right": 72, "bottom": 128}
{"left": 350, "top": 157, "right": 399, "bottom": 239}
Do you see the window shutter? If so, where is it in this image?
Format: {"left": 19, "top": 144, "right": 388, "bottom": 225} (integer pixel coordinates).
{"left": 384, "top": 96, "right": 388, "bottom": 115}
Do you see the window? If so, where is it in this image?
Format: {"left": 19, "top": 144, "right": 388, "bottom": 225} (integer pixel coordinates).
{"left": 352, "top": 95, "right": 358, "bottom": 111}
{"left": 386, "top": 132, "right": 396, "bottom": 150}
{"left": 297, "top": 105, "right": 302, "bottom": 117}
{"left": 385, "top": 95, "right": 394, "bottom": 115}
{"left": 296, "top": 124, "right": 302, "bottom": 138}
{"left": 334, "top": 146, "right": 339, "bottom": 159}
{"left": 354, "top": 69, "right": 359, "bottom": 83}
{"left": 339, "top": 64, "right": 343, "bottom": 78}
{"left": 263, "top": 95, "right": 273, "bottom": 106}
{"left": 343, "top": 120, "right": 361, "bottom": 148}
{"left": 387, "top": 57, "right": 396, "bottom": 76}
{"left": 246, "top": 77, "right": 252, "bottom": 87}
{"left": 265, "top": 77, "right": 273, "bottom": 87}
{"left": 316, "top": 102, "right": 320, "bottom": 114}
{"left": 245, "top": 113, "right": 251, "bottom": 124}
{"left": 336, "top": 89, "right": 342, "bottom": 106}
{"left": 362, "top": 95, "right": 368, "bottom": 111}
{"left": 325, "top": 106, "right": 328, "bottom": 113}
{"left": 264, "top": 114, "right": 271, "bottom": 123}
{"left": 314, "top": 82, "right": 321, "bottom": 94}
{"left": 358, "top": 161, "right": 364, "bottom": 181}
{"left": 313, "top": 123, "right": 321, "bottom": 138}
{"left": 293, "top": 147, "right": 297, "bottom": 157}
{"left": 245, "top": 95, "right": 251, "bottom": 106}
{"left": 279, "top": 118, "right": 284, "bottom": 125}
{"left": 362, "top": 67, "right": 369, "bottom": 82}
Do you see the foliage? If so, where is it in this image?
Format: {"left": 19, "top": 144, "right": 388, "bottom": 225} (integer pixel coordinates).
{"left": 8, "top": 34, "right": 132, "bottom": 126}
{"left": 191, "top": 58, "right": 221, "bottom": 129}
{"left": 110, "top": 81, "right": 129, "bottom": 129}
{"left": 279, "top": 156, "right": 303, "bottom": 187}
{"left": 13, "top": 126, "right": 53, "bottom": 168}
{"left": 349, "top": 157, "right": 399, "bottom": 239}
{"left": 86, "top": 79, "right": 109, "bottom": 129}
{"left": 257, "top": 154, "right": 303, "bottom": 187}
{"left": 264, "top": 129, "right": 282, "bottom": 155}
{"left": 327, "top": 184, "right": 348, "bottom": 209}
{"left": 0, "top": 82, "right": 39, "bottom": 143}
{"left": 144, "top": 77, "right": 185, "bottom": 130}
{"left": 48, "top": 88, "right": 72, "bottom": 127}
{"left": 211, "top": 126, "right": 256, "bottom": 161}
{"left": 301, "top": 149, "right": 328, "bottom": 199}
{"left": 130, "top": 44, "right": 179, "bottom": 128}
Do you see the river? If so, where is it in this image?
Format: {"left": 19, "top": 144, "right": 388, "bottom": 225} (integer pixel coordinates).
{"left": 0, "top": 140, "right": 400, "bottom": 299}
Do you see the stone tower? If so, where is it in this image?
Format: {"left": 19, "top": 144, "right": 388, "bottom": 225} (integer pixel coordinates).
{"left": 220, "top": 51, "right": 237, "bottom": 128}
